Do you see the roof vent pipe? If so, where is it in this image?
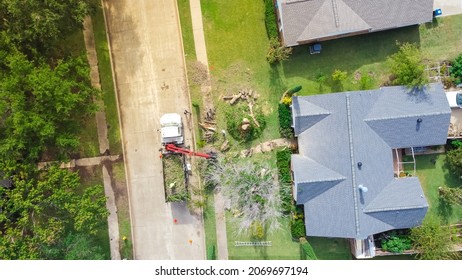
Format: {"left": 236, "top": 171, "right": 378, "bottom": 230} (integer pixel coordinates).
{"left": 358, "top": 184, "right": 368, "bottom": 193}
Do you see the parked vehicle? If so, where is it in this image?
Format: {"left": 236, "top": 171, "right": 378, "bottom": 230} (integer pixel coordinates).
{"left": 445, "top": 91, "right": 462, "bottom": 108}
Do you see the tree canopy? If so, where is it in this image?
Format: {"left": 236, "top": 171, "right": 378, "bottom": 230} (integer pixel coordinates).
{"left": 445, "top": 147, "right": 462, "bottom": 176}
{"left": 450, "top": 53, "right": 462, "bottom": 85}
{"left": 0, "top": 166, "right": 108, "bottom": 259}
{"left": 0, "top": 48, "right": 99, "bottom": 173}
{"left": 0, "top": 0, "right": 99, "bottom": 52}
{"left": 410, "top": 218, "right": 457, "bottom": 260}
{"left": 388, "top": 42, "right": 428, "bottom": 89}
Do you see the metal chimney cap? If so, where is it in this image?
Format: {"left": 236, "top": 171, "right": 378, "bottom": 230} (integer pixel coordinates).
{"left": 358, "top": 184, "right": 368, "bottom": 193}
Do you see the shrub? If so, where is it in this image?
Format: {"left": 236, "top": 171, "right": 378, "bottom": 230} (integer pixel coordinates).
{"left": 446, "top": 146, "right": 462, "bottom": 175}
{"left": 278, "top": 103, "right": 293, "bottom": 138}
{"left": 276, "top": 148, "right": 292, "bottom": 184}
{"left": 438, "top": 186, "right": 462, "bottom": 206}
{"left": 359, "top": 73, "right": 375, "bottom": 90}
{"left": 381, "top": 231, "right": 412, "bottom": 253}
{"left": 300, "top": 237, "right": 318, "bottom": 260}
{"left": 263, "top": 0, "right": 278, "bottom": 40}
{"left": 332, "top": 69, "right": 348, "bottom": 81}
{"left": 225, "top": 104, "right": 266, "bottom": 142}
{"left": 450, "top": 53, "right": 462, "bottom": 85}
{"left": 290, "top": 218, "right": 306, "bottom": 239}
{"left": 277, "top": 148, "right": 293, "bottom": 213}
{"left": 387, "top": 42, "right": 428, "bottom": 88}
{"left": 287, "top": 85, "right": 302, "bottom": 95}
{"left": 250, "top": 221, "right": 265, "bottom": 239}
{"left": 451, "top": 140, "right": 462, "bottom": 148}
{"left": 267, "top": 37, "right": 292, "bottom": 64}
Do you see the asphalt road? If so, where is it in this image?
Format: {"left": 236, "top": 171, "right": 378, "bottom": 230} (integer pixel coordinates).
{"left": 102, "top": 0, "right": 205, "bottom": 259}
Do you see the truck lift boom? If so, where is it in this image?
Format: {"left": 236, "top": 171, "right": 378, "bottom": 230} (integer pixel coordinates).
{"left": 165, "top": 144, "right": 216, "bottom": 159}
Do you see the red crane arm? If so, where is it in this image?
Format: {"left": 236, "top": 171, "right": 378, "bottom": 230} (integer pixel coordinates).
{"left": 165, "top": 144, "right": 213, "bottom": 159}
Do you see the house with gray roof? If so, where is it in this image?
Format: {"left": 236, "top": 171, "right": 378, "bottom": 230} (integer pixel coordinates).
{"left": 275, "top": 0, "right": 434, "bottom": 46}
{"left": 291, "top": 83, "right": 451, "bottom": 258}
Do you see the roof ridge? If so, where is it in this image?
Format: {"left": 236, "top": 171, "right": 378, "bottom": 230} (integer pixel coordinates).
{"left": 298, "top": 177, "right": 346, "bottom": 184}
{"left": 364, "top": 205, "right": 428, "bottom": 213}
{"left": 365, "top": 111, "right": 449, "bottom": 122}
{"left": 346, "top": 94, "right": 361, "bottom": 236}
{"left": 331, "top": 0, "right": 340, "bottom": 27}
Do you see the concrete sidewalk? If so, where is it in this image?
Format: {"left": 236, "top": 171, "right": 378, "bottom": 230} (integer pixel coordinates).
{"left": 83, "top": 17, "right": 121, "bottom": 260}
{"left": 189, "top": 0, "right": 229, "bottom": 260}
{"left": 434, "top": 0, "right": 462, "bottom": 17}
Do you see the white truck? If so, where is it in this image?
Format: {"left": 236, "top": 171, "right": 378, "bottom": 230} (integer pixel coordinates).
{"left": 160, "top": 113, "right": 184, "bottom": 145}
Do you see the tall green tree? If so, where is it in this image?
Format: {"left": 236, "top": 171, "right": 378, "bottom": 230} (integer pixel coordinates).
{"left": 0, "top": 50, "right": 99, "bottom": 173}
{"left": 0, "top": 0, "right": 99, "bottom": 52}
{"left": 450, "top": 53, "right": 462, "bottom": 85}
{"left": 446, "top": 147, "right": 462, "bottom": 176}
{"left": 0, "top": 166, "right": 108, "bottom": 259}
{"left": 410, "top": 218, "right": 456, "bottom": 260}
{"left": 388, "top": 42, "right": 428, "bottom": 89}
{"left": 41, "top": 232, "right": 106, "bottom": 260}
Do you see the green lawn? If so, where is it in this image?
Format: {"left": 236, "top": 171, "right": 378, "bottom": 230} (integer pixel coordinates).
{"left": 111, "top": 161, "right": 133, "bottom": 259}
{"left": 308, "top": 237, "right": 352, "bottom": 260}
{"left": 92, "top": 6, "right": 123, "bottom": 156}
{"left": 405, "top": 154, "right": 462, "bottom": 224}
{"left": 178, "top": 0, "right": 197, "bottom": 61}
{"left": 226, "top": 215, "right": 301, "bottom": 260}
{"left": 202, "top": 0, "right": 280, "bottom": 143}
{"left": 204, "top": 191, "right": 218, "bottom": 259}
{"left": 420, "top": 16, "right": 462, "bottom": 60}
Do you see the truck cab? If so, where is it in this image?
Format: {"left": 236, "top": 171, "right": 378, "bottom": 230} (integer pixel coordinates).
{"left": 160, "top": 113, "right": 184, "bottom": 145}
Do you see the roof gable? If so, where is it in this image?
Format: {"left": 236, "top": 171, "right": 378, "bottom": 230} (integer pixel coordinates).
{"left": 297, "top": 0, "right": 370, "bottom": 42}
{"left": 292, "top": 97, "right": 331, "bottom": 135}
{"left": 279, "top": 0, "right": 434, "bottom": 46}
{"left": 364, "top": 177, "right": 428, "bottom": 213}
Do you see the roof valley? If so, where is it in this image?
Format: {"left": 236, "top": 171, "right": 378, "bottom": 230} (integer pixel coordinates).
{"left": 346, "top": 94, "right": 361, "bottom": 236}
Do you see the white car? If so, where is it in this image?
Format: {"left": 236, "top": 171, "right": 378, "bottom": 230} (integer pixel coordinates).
{"left": 445, "top": 91, "right": 462, "bottom": 108}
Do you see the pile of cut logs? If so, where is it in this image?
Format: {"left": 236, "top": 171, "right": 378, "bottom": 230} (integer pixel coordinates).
{"left": 223, "top": 88, "right": 258, "bottom": 105}
{"left": 199, "top": 106, "right": 217, "bottom": 143}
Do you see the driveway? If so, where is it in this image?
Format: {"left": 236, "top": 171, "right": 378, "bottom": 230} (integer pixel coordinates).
{"left": 102, "top": 0, "right": 205, "bottom": 259}
{"left": 434, "top": 0, "right": 462, "bottom": 16}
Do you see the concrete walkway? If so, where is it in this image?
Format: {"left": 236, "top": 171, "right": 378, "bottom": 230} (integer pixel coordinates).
{"left": 189, "top": 0, "right": 229, "bottom": 260}
{"left": 434, "top": 0, "right": 462, "bottom": 17}
{"left": 38, "top": 155, "right": 120, "bottom": 169}
{"left": 83, "top": 17, "right": 121, "bottom": 260}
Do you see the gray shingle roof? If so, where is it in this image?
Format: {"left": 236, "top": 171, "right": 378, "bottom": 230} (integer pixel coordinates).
{"left": 277, "top": 0, "right": 434, "bottom": 46}
{"left": 291, "top": 83, "right": 450, "bottom": 239}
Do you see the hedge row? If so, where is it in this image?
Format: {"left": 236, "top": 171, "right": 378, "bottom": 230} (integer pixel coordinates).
{"left": 276, "top": 148, "right": 293, "bottom": 213}
{"left": 278, "top": 103, "right": 294, "bottom": 138}
{"left": 263, "top": 0, "right": 279, "bottom": 40}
